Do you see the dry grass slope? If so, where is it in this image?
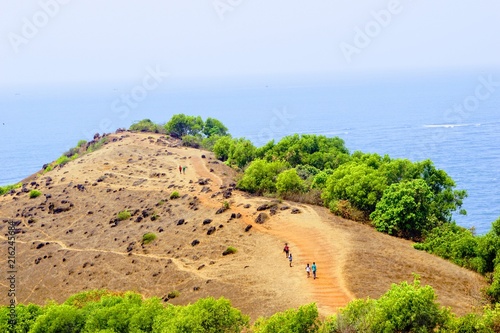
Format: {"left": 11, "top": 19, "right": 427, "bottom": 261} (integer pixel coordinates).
{"left": 0, "top": 132, "right": 487, "bottom": 319}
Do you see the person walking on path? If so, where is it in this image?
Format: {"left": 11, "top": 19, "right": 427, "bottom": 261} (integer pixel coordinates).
{"left": 288, "top": 253, "right": 293, "bottom": 267}
{"left": 311, "top": 262, "right": 317, "bottom": 279}
{"left": 179, "top": 165, "right": 182, "bottom": 174}
{"left": 182, "top": 166, "right": 187, "bottom": 174}
{"left": 305, "top": 263, "right": 311, "bottom": 278}
{"left": 283, "top": 243, "right": 289, "bottom": 258}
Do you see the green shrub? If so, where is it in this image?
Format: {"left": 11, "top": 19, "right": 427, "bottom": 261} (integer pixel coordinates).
{"left": 170, "top": 191, "right": 180, "bottom": 199}
{"left": 237, "top": 159, "right": 288, "bottom": 194}
{"left": 117, "top": 210, "right": 131, "bottom": 221}
{"left": 153, "top": 297, "right": 249, "bottom": 333}
{"left": 129, "top": 119, "right": 163, "bottom": 133}
{"left": 165, "top": 114, "right": 204, "bottom": 138}
{"left": 77, "top": 139, "right": 87, "bottom": 147}
{"left": 87, "top": 137, "right": 108, "bottom": 153}
{"left": 370, "top": 179, "right": 434, "bottom": 239}
{"left": 181, "top": 134, "right": 202, "bottom": 148}
{"left": 252, "top": 303, "right": 319, "bottom": 333}
{"left": 334, "top": 276, "right": 452, "bottom": 333}
{"left": 276, "top": 168, "right": 305, "bottom": 195}
{"left": 223, "top": 246, "right": 237, "bottom": 256}
{"left": 29, "top": 190, "right": 42, "bottom": 198}
{"left": 43, "top": 164, "right": 54, "bottom": 173}
{"left": 29, "top": 304, "right": 85, "bottom": 333}
{"left": 142, "top": 233, "right": 157, "bottom": 245}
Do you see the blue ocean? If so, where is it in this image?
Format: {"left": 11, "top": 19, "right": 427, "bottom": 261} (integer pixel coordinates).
{"left": 1, "top": 72, "right": 499, "bottom": 234}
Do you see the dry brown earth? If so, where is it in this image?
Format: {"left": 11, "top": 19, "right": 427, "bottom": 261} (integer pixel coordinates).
{"left": 0, "top": 132, "right": 487, "bottom": 319}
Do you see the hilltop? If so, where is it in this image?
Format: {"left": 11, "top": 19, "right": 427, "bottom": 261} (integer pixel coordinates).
{"left": 0, "top": 132, "right": 487, "bottom": 319}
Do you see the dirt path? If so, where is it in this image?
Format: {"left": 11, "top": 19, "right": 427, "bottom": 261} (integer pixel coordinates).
{"left": 183, "top": 150, "right": 355, "bottom": 315}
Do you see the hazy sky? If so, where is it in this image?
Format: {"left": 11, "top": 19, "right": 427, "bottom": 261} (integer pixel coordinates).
{"left": 1, "top": 0, "right": 499, "bottom": 89}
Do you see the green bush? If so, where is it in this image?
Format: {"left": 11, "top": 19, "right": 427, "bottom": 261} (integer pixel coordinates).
{"left": 165, "top": 114, "right": 204, "bottom": 138}
{"left": 117, "top": 210, "right": 131, "bottom": 221}
{"left": 153, "top": 297, "right": 249, "bottom": 333}
{"left": 223, "top": 246, "right": 237, "bottom": 255}
{"left": 29, "top": 304, "right": 85, "bottom": 333}
{"left": 334, "top": 277, "right": 451, "bottom": 333}
{"left": 129, "top": 119, "right": 163, "bottom": 133}
{"left": 252, "top": 303, "right": 319, "bottom": 333}
{"left": 237, "top": 159, "right": 288, "bottom": 194}
{"left": 370, "top": 179, "right": 434, "bottom": 239}
{"left": 170, "top": 191, "right": 180, "bottom": 199}
{"left": 276, "top": 168, "right": 305, "bottom": 195}
{"left": 29, "top": 190, "right": 42, "bottom": 198}
{"left": 142, "top": 232, "right": 157, "bottom": 245}
{"left": 203, "top": 117, "right": 228, "bottom": 137}
{"left": 77, "top": 139, "right": 87, "bottom": 147}
{"left": 181, "top": 134, "right": 202, "bottom": 148}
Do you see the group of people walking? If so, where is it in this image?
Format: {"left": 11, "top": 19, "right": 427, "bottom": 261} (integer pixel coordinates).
{"left": 283, "top": 243, "right": 317, "bottom": 279}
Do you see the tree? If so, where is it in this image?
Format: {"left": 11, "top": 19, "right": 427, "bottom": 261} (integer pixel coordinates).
{"left": 165, "top": 114, "right": 204, "bottom": 138}
{"left": 276, "top": 169, "right": 305, "bottom": 195}
{"left": 213, "top": 136, "right": 234, "bottom": 162}
{"left": 30, "top": 305, "right": 85, "bottom": 333}
{"left": 322, "top": 162, "right": 387, "bottom": 213}
{"left": 203, "top": 117, "right": 228, "bottom": 137}
{"left": 237, "top": 159, "right": 288, "bottom": 194}
{"left": 416, "top": 159, "right": 467, "bottom": 223}
{"left": 370, "top": 179, "right": 434, "bottom": 238}
{"left": 229, "top": 139, "right": 256, "bottom": 169}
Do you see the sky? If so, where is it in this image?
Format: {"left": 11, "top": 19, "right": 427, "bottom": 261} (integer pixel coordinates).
{"left": 1, "top": 0, "right": 499, "bottom": 91}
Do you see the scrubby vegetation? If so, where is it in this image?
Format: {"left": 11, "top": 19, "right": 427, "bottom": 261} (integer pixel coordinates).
{"left": 169, "top": 191, "right": 180, "bottom": 199}
{"left": 142, "top": 232, "right": 157, "bottom": 244}
{"left": 0, "top": 183, "right": 21, "bottom": 196}
{"left": 130, "top": 119, "right": 164, "bottom": 133}
{"left": 29, "top": 190, "right": 42, "bottom": 199}
{"left": 117, "top": 210, "right": 132, "bottom": 221}
{"left": 4, "top": 280, "right": 500, "bottom": 332}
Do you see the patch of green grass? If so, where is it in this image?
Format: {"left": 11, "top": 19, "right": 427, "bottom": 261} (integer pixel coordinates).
{"left": 170, "top": 191, "right": 180, "bottom": 199}
{"left": 29, "top": 190, "right": 42, "bottom": 199}
{"left": 117, "top": 210, "right": 131, "bottom": 221}
{"left": 223, "top": 201, "right": 230, "bottom": 209}
{"left": 43, "top": 164, "right": 54, "bottom": 174}
{"left": 142, "top": 232, "right": 157, "bottom": 244}
{"left": 77, "top": 139, "right": 87, "bottom": 147}
{"left": 55, "top": 155, "right": 71, "bottom": 166}
{"left": 87, "top": 137, "right": 108, "bottom": 153}
{"left": 0, "top": 183, "right": 21, "bottom": 196}
{"left": 223, "top": 246, "right": 237, "bottom": 256}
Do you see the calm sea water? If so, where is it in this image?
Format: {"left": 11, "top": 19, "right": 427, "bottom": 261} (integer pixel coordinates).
{"left": 1, "top": 73, "right": 499, "bottom": 233}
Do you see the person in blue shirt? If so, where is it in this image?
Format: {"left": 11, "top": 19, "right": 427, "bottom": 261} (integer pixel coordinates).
{"left": 311, "top": 262, "right": 317, "bottom": 279}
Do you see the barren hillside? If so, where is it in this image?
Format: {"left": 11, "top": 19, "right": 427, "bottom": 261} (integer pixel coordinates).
{"left": 0, "top": 132, "right": 487, "bottom": 319}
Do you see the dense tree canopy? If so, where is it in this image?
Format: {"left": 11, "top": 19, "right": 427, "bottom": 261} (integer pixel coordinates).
{"left": 164, "top": 114, "right": 204, "bottom": 138}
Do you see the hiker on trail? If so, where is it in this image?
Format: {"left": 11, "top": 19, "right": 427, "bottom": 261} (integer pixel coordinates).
{"left": 305, "top": 263, "right": 311, "bottom": 278}
{"left": 288, "top": 253, "right": 293, "bottom": 267}
{"left": 179, "top": 165, "right": 182, "bottom": 174}
{"left": 312, "top": 262, "right": 317, "bottom": 279}
{"left": 182, "top": 166, "right": 187, "bottom": 174}
{"left": 283, "top": 243, "right": 289, "bottom": 258}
